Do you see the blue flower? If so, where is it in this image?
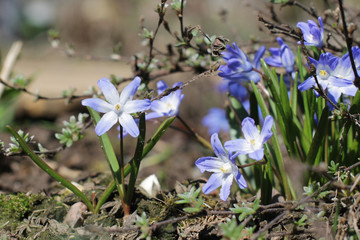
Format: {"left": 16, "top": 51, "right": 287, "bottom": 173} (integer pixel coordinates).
{"left": 298, "top": 52, "right": 355, "bottom": 109}
{"left": 265, "top": 37, "right": 295, "bottom": 75}
{"left": 225, "top": 116, "right": 273, "bottom": 161}
{"left": 82, "top": 77, "right": 151, "bottom": 137}
{"left": 146, "top": 80, "right": 184, "bottom": 120}
{"left": 297, "top": 17, "right": 324, "bottom": 48}
{"left": 202, "top": 108, "right": 229, "bottom": 135}
{"left": 218, "top": 43, "right": 266, "bottom": 84}
{"left": 195, "top": 133, "right": 247, "bottom": 201}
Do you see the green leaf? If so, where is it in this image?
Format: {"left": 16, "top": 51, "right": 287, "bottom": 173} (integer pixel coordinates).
{"left": 6, "top": 125, "right": 94, "bottom": 212}
{"left": 305, "top": 106, "right": 329, "bottom": 165}
{"left": 270, "top": 0, "right": 289, "bottom": 3}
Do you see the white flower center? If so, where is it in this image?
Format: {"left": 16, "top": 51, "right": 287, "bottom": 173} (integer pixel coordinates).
{"left": 220, "top": 162, "right": 233, "bottom": 174}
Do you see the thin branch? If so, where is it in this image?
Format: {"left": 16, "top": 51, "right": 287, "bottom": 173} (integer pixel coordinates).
{"left": 337, "top": 0, "right": 360, "bottom": 89}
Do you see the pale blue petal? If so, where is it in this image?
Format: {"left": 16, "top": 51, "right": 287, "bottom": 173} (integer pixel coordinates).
{"left": 156, "top": 80, "right": 168, "bottom": 95}
{"left": 224, "top": 139, "right": 251, "bottom": 154}
{"left": 195, "top": 157, "right": 224, "bottom": 173}
{"left": 123, "top": 99, "right": 151, "bottom": 114}
{"left": 211, "top": 133, "right": 227, "bottom": 158}
{"left": 219, "top": 174, "right": 233, "bottom": 201}
{"left": 260, "top": 115, "right": 274, "bottom": 143}
{"left": 298, "top": 77, "right": 315, "bottom": 91}
{"left": 248, "top": 148, "right": 264, "bottom": 161}
{"left": 81, "top": 98, "right": 113, "bottom": 113}
{"left": 97, "top": 78, "right": 120, "bottom": 105}
{"left": 234, "top": 171, "right": 247, "bottom": 189}
{"left": 253, "top": 46, "right": 266, "bottom": 69}
{"left": 119, "top": 76, "right": 141, "bottom": 105}
{"left": 95, "top": 111, "right": 118, "bottom": 136}
{"left": 119, "top": 113, "right": 139, "bottom": 137}
{"left": 202, "top": 173, "right": 223, "bottom": 194}
{"left": 241, "top": 117, "right": 259, "bottom": 141}
{"left": 151, "top": 100, "right": 168, "bottom": 113}
{"left": 145, "top": 112, "right": 164, "bottom": 120}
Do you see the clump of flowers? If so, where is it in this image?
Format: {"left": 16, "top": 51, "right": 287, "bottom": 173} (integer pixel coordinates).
{"left": 82, "top": 77, "right": 151, "bottom": 137}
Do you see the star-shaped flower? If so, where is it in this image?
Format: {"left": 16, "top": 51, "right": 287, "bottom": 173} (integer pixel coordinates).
{"left": 82, "top": 77, "right": 151, "bottom": 137}
{"left": 195, "top": 133, "right": 247, "bottom": 201}
{"left": 297, "top": 17, "right": 324, "bottom": 48}
{"left": 224, "top": 116, "right": 273, "bottom": 161}
{"left": 265, "top": 37, "right": 295, "bottom": 76}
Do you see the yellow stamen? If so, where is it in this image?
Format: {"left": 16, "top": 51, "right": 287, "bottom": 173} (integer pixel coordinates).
{"left": 115, "top": 104, "right": 121, "bottom": 111}
{"left": 319, "top": 70, "right": 327, "bottom": 77}
{"left": 250, "top": 139, "right": 256, "bottom": 146}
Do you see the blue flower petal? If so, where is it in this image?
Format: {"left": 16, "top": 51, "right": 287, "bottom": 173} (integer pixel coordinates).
{"left": 211, "top": 133, "right": 227, "bottom": 158}
{"left": 234, "top": 171, "right": 247, "bottom": 189}
{"left": 123, "top": 99, "right": 151, "bottom": 114}
{"left": 195, "top": 157, "right": 224, "bottom": 173}
{"left": 81, "top": 98, "right": 113, "bottom": 113}
{"left": 202, "top": 173, "right": 223, "bottom": 194}
{"left": 97, "top": 78, "right": 120, "bottom": 105}
{"left": 95, "top": 111, "right": 118, "bottom": 136}
{"left": 260, "top": 115, "right": 274, "bottom": 143}
{"left": 241, "top": 117, "right": 259, "bottom": 141}
{"left": 119, "top": 112, "right": 139, "bottom": 137}
{"left": 219, "top": 174, "right": 233, "bottom": 201}
{"left": 145, "top": 111, "right": 164, "bottom": 120}
{"left": 224, "top": 139, "right": 251, "bottom": 155}
{"left": 156, "top": 80, "right": 168, "bottom": 95}
{"left": 248, "top": 148, "right": 264, "bottom": 161}
{"left": 298, "top": 77, "right": 315, "bottom": 91}
{"left": 119, "top": 76, "right": 141, "bottom": 105}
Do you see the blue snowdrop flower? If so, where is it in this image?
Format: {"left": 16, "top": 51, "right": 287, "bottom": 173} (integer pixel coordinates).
{"left": 265, "top": 37, "right": 295, "bottom": 75}
{"left": 82, "top": 77, "right": 151, "bottom": 137}
{"left": 298, "top": 52, "right": 355, "bottom": 109}
{"left": 225, "top": 116, "right": 273, "bottom": 161}
{"left": 218, "top": 43, "right": 266, "bottom": 84}
{"left": 195, "top": 133, "right": 247, "bottom": 201}
{"left": 146, "top": 80, "right": 184, "bottom": 120}
{"left": 297, "top": 17, "right": 324, "bottom": 48}
{"left": 327, "top": 52, "right": 358, "bottom": 105}
{"left": 202, "top": 108, "right": 229, "bottom": 135}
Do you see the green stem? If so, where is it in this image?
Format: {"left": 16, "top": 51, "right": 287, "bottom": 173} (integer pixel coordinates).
{"left": 119, "top": 125, "right": 130, "bottom": 215}
{"left": 125, "top": 113, "right": 146, "bottom": 205}
{"left": 6, "top": 125, "right": 95, "bottom": 212}
{"left": 176, "top": 115, "right": 212, "bottom": 150}
{"left": 94, "top": 179, "right": 116, "bottom": 213}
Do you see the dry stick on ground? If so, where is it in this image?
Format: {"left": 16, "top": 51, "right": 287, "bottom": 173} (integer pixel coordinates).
{"left": 0, "top": 41, "right": 23, "bottom": 98}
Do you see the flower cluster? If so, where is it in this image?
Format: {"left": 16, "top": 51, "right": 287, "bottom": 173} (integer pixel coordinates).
{"left": 298, "top": 50, "right": 358, "bottom": 109}
{"left": 82, "top": 77, "right": 184, "bottom": 137}
{"left": 196, "top": 116, "right": 273, "bottom": 200}
{"left": 297, "top": 17, "right": 324, "bottom": 48}
{"left": 218, "top": 43, "right": 265, "bottom": 101}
